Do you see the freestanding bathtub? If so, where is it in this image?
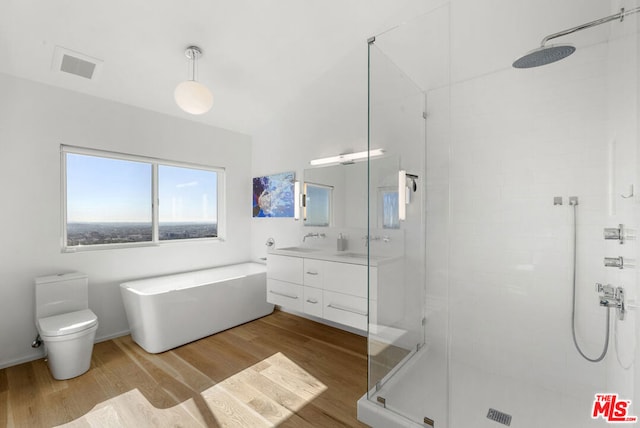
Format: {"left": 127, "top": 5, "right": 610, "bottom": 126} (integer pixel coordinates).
{"left": 120, "top": 262, "right": 274, "bottom": 353}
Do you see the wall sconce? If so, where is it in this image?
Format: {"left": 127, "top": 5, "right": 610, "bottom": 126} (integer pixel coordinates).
{"left": 309, "top": 148, "right": 384, "bottom": 166}
{"left": 174, "top": 46, "right": 213, "bottom": 115}
{"left": 294, "top": 181, "right": 301, "bottom": 220}
{"left": 398, "top": 170, "right": 418, "bottom": 221}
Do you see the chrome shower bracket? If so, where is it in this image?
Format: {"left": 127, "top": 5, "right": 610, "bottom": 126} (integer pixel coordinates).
{"left": 596, "top": 283, "right": 626, "bottom": 320}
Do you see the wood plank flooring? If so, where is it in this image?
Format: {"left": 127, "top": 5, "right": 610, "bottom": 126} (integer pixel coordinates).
{"left": 1, "top": 310, "right": 369, "bottom": 428}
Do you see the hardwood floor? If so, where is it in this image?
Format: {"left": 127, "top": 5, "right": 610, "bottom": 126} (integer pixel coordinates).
{"left": 0, "top": 310, "right": 369, "bottom": 427}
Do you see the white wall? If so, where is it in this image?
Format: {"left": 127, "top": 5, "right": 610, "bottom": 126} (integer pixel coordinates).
{"left": 250, "top": 45, "right": 369, "bottom": 260}
{"left": 0, "top": 73, "right": 253, "bottom": 368}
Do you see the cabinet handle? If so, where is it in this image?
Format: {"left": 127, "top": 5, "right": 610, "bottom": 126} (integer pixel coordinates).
{"left": 306, "top": 298, "right": 318, "bottom": 304}
{"left": 269, "top": 290, "right": 299, "bottom": 300}
{"left": 305, "top": 271, "right": 318, "bottom": 276}
{"left": 327, "top": 303, "right": 367, "bottom": 316}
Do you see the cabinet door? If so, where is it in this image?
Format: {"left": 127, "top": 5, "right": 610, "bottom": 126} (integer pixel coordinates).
{"left": 267, "top": 254, "right": 303, "bottom": 284}
{"left": 323, "top": 290, "right": 367, "bottom": 330}
{"left": 267, "top": 279, "right": 303, "bottom": 311}
{"left": 303, "top": 259, "right": 325, "bottom": 288}
{"left": 303, "top": 286, "right": 323, "bottom": 318}
{"left": 323, "top": 262, "right": 368, "bottom": 298}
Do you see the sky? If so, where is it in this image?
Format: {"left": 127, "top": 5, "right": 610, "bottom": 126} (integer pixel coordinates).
{"left": 66, "top": 153, "right": 217, "bottom": 223}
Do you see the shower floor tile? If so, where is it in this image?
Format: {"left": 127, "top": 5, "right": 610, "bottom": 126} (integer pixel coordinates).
{"left": 370, "top": 347, "right": 616, "bottom": 428}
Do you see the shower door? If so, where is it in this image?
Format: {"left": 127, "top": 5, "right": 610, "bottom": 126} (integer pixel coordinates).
{"left": 366, "top": 5, "right": 450, "bottom": 425}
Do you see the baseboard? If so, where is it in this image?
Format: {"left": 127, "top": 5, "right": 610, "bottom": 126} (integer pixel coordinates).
{"left": 0, "top": 352, "right": 43, "bottom": 370}
{"left": 95, "top": 329, "right": 130, "bottom": 343}
{"left": 0, "top": 329, "right": 132, "bottom": 370}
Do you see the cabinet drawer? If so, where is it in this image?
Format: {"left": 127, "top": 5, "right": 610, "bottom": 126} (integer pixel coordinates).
{"left": 323, "top": 262, "right": 368, "bottom": 298}
{"left": 303, "top": 286, "right": 323, "bottom": 318}
{"left": 267, "top": 279, "right": 303, "bottom": 311}
{"left": 303, "top": 259, "right": 325, "bottom": 288}
{"left": 323, "top": 290, "right": 368, "bottom": 331}
{"left": 267, "top": 254, "right": 303, "bottom": 284}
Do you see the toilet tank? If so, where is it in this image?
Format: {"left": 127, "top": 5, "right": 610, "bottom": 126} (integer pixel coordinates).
{"left": 35, "top": 272, "right": 89, "bottom": 320}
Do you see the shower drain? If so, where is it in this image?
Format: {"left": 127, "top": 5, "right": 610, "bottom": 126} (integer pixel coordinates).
{"left": 487, "top": 408, "right": 512, "bottom": 426}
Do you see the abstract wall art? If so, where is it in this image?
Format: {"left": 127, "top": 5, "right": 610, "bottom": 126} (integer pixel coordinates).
{"left": 252, "top": 171, "right": 295, "bottom": 217}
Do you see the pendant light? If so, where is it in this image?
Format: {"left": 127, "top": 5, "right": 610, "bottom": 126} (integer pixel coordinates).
{"left": 174, "top": 46, "right": 213, "bottom": 115}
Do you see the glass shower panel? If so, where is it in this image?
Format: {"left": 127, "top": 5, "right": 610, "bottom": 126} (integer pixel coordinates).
{"left": 366, "top": 4, "right": 451, "bottom": 426}
{"left": 367, "top": 43, "right": 425, "bottom": 395}
{"left": 363, "top": 1, "right": 638, "bottom": 427}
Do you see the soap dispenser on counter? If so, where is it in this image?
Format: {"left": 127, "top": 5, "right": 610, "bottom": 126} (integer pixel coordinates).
{"left": 337, "top": 233, "right": 347, "bottom": 251}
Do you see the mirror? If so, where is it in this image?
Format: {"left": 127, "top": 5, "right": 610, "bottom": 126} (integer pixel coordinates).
{"left": 303, "top": 155, "right": 399, "bottom": 228}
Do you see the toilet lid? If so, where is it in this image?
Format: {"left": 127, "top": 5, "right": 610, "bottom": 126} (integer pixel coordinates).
{"left": 38, "top": 309, "right": 98, "bottom": 337}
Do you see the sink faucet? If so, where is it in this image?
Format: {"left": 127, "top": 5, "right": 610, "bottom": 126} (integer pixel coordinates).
{"left": 303, "top": 232, "right": 326, "bottom": 242}
{"left": 362, "top": 235, "right": 381, "bottom": 247}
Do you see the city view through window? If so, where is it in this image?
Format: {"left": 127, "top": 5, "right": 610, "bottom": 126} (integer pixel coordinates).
{"left": 65, "top": 151, "right": 218, "bottom": 247}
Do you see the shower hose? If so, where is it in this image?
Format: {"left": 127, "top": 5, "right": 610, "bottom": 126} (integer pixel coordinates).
{"left": 570, "top": 202, "right": 610, "bottom": 363}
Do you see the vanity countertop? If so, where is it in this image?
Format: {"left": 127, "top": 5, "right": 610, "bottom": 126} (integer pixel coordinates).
{"left": 268, "top": 247, "right": 399, "bottom": 266}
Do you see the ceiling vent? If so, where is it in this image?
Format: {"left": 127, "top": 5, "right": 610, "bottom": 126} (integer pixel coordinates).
{"left": 52, "top": 46, "right": 103, "bottom": 80}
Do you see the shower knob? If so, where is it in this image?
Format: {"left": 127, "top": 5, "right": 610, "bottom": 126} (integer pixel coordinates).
{"left": 604, "top": 225, "right": 624, "bottom": 244}
{"left": 604, "top": 257, "right": 624, "bottom": 269}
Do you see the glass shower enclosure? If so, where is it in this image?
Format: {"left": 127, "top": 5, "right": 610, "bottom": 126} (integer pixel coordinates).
{"left": 362, "top": 1, "right": 639, "bottom": 427}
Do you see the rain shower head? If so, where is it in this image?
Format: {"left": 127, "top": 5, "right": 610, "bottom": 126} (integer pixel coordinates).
{"left": 512, "top": 44, "right": 576, "bottom": 69}
{"left": 513, "top": 6, "right": 640, "bottom": 69}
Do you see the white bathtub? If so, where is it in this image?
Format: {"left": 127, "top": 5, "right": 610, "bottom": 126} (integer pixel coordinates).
{"left": 120, "top": 262, "right": 274, "bottom": 353}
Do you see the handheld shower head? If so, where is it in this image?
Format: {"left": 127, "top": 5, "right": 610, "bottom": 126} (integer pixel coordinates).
{"left": 512, "top": 44, "right": 576, "bottom": 69}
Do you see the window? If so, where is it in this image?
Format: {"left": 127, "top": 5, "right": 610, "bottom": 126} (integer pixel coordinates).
{"left": 303, "top": 182, "right": 332, "bottom": 227}
{"left": 62, "top": 146, "right": 224, "bottom": 251}
{"left": 379, "top": 188, "right": 400, "bottom": 229}
{"left": 158, "top": 165, "right": 218, "bottom": 241}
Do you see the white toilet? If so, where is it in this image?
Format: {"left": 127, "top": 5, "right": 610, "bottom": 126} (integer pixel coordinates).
{"left": 35, "top": 272, "right": 98, "bottom": 380}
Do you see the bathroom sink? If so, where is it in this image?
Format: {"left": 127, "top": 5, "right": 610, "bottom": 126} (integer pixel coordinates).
{"left": 335, "top": 252, "right": 385, "bottom": 261}
{"left": 277, "top": 246, "right": 321, "bottom": 253}
{"left": 336, "top": 252, "right": 370, "bottom": 259}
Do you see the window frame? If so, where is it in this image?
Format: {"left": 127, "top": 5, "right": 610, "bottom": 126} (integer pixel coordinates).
{"left": 61, "top": 145, "right": 226, "bottom": 252}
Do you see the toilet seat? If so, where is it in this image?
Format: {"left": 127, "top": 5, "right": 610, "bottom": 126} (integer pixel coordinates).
{"left": 37, "top": 309, "right": 98, "bottom": 337}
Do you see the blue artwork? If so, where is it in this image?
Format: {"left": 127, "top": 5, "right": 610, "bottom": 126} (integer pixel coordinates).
{"left": 253, "top": 172, "right": 295, "bottom": 217}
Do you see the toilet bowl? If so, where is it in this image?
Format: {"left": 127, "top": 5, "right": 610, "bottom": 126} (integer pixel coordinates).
{"left": 35, "top": 273, "right": 99, "bottom": 380}
{"left": 37, "top": 309, "right": 98, "bottom": 380}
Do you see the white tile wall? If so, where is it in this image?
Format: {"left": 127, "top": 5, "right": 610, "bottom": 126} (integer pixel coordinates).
{"left": 436, "top": 26, "right": 639, "bottom": 427}
{"left": 363, "top": 3, "right": 639, "bottom": 427}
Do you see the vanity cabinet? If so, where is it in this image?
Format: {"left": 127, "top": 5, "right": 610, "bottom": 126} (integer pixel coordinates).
{"left": 266, "top": 255, "right": 303, "bottom": 310}
{"left": 267, "top": 253, "right": 376, "bottom": 331}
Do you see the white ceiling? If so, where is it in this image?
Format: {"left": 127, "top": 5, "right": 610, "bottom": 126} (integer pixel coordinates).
{"left": 0, "top": 0, "right": 441, "bottom": 135}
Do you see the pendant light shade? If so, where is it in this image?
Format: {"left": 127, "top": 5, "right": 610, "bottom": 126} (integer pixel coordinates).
{"left": 175, "top": 80, "right": 213, "bottom": 115}
{"left": 175, "top": 46, "right": 213, "bottom": 115}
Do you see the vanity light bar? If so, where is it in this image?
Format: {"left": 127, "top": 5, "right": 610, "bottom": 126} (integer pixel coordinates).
{"left": 309, "top": 149, "right": 385, "bottom": 166}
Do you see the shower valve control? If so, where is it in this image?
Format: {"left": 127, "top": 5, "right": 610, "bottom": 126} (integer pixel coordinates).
{"left": 596, "top": 283, "right": 626, "bottom": 320}
{"left": 604, "top": 224, "right": 625, "bottom": 244}
{"left": 604, "top": 256, "right": 624, "bottom": 269}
